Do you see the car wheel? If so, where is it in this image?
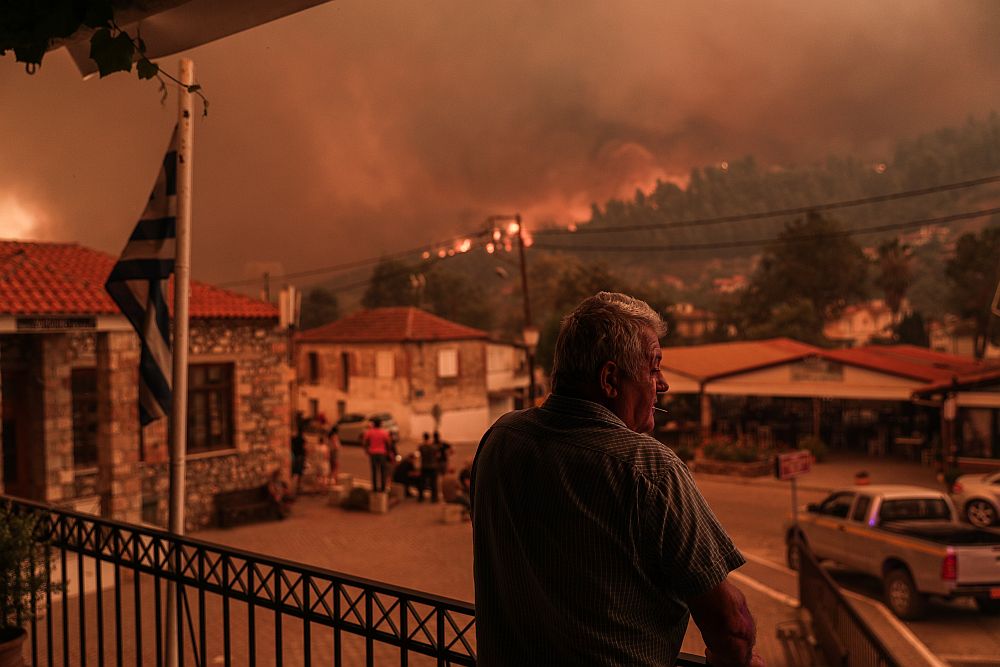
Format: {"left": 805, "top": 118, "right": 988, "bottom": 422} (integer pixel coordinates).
{"left": 966, "top": 500, "right": 998, "bottom": 528}
{"left": 883, "top": 569, "right": 926, "bottom": 620}
{"left": 786, "top": 536, "right": 802, "bottom": 571}
{"left": 975, "top": 596, "right": 1000, "bottom": 615}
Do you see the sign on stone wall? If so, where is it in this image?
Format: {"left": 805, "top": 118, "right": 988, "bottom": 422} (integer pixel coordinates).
{"left": 790, "top": 357, "right": 844, "bottom": 382}
{"left": 17, "top": 316, "right": 96, "bottom": 332}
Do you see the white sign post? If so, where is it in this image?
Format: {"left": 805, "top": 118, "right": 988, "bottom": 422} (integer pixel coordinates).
{"left": 775, "top": 450, "right": 813, "bottom": 527}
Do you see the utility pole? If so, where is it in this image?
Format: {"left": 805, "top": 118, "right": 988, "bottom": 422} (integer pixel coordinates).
{"left": 263, "top": 271, "right": 271, "bottom": 303}
{"left": 514, "top": 215, "right": 539, "bottom": 404}
{"left": 487, "top": 213, "right": 539, "bottom": 405}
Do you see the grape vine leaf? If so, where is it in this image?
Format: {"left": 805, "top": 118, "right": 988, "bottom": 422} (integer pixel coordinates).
{"left": 89, "top": 28, "right": 134, "bottom": 77}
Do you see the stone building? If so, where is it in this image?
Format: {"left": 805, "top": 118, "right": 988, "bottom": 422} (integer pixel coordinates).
{"left": 295, "top": 307, "right": 530, "bottom": 442}
{"left": 0, "top": 240, "right": 290, "bottom": 529}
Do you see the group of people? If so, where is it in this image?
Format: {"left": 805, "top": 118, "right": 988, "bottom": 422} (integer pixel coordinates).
{"left": 386, "top": 431, "right": 452, "bottom": 501}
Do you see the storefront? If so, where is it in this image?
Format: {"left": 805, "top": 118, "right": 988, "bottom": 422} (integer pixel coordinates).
{"left": 660, "top": 339, "right": 1000, "bottom": 464}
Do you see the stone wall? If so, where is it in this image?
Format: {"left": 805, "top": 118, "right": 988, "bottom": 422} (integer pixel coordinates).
{"left": 141, "top": 319, "right": 289, "bottom": 530}
{"left": 296, "top": 339, "right": 490, "bottom": 440}
{"left": 41, "top": 335, "right": 75, "bottom": 503}
{"left": 96, "top": 331, "right": 141, "bottom": 522}
{"left": 407, "top": 340, "right": 488, "bottom": 414}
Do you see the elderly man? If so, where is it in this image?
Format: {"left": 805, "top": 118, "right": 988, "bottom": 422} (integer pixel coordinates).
{"left": 471, "top": 292, "right": 762, "bottom": 666}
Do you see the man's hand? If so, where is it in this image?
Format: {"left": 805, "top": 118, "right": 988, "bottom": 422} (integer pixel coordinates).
{"left": 688, "top": 578, "right": 762, "bottom": 667}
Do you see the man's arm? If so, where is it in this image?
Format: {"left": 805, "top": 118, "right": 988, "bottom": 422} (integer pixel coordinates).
{"left": 687, "top": 578, "right": 763, "bottom": 667}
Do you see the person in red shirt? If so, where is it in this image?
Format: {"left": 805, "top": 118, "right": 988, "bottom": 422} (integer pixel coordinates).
{"left": 362, "top": 416, "right": 393, "bottom": 492}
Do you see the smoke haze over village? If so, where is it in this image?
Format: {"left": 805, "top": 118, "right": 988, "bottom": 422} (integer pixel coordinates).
{"left": 2, "top": 0, "right": 1000, "bottom": 290}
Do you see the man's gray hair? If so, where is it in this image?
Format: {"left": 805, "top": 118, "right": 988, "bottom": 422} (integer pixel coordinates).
{"left": 551, "top": 292, "right": 666, "bottom": 393}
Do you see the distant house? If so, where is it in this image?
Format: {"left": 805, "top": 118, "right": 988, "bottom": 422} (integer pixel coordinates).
{"left": 928, "top": 315, "right": 1000, "bottom": 358}
{"left": 0, "top": 240, "right": 290, "bottom": 530}
{"left": 823, "top": 299, "right": 900, "bottom": 347}
{"left": 295, "top": 307, "right": 530, "bottom": 442}
{"left": 668, "top": 303, "right": 718, "bottom": 341}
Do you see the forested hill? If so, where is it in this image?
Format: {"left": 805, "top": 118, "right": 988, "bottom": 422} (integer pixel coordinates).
{"left": 552, "top": 113, "right": 1000, "bottom": 260}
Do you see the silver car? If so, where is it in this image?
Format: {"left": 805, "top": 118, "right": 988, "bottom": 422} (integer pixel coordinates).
{"left": 951, "top": 471, "right": 1000, "bottom": 527}
{"left": 336, "top": 412, "right": 400, "bottom": 445}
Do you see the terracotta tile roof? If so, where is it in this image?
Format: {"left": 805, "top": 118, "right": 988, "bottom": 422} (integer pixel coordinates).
{"left": 821, "top": 348, "right": 955, "bottom": 382}
{"left": 661, "top": 338, "right": 820, "bottom": 381}
{"left": 661, "top": 336, "right": 1000, "bottom": 387}
{"left": 834, "top": 345, "right": 1000, "bottom": 383}
{"left": 916, "top": 367, "right": 1000, "bottom": 393}
{"left": 857, "top": 345, "right": 991, "bottom": 375}
{"left": 297, "top": 307, "right": 488, "bottom": 343}
{"left": 0, "top": 240, "right": 276, "bottom": 319}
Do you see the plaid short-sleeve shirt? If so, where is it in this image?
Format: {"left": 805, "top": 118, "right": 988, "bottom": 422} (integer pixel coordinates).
{"left": 471, "top": 395, "right": 745, "bottom": 666}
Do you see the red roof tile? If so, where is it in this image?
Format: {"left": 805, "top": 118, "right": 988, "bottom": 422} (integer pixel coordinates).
{"left": 856, "top": 345, "right": 991, "bottom": 375}
{"left": 821, "top": 348, "right": 954, "bottom": 382}
{"left": 661, "top": 338, "right": 820, "bottom": 380}
{"left": 0, "top": 240, "right": 276, "bottom": 319}
{"left": 297, "top": 307, "right": 488, "bottom": 343}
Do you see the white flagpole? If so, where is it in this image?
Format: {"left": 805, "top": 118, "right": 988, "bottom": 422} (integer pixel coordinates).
{"left": 166, "top": 57, "right": 195, "bottom": 667}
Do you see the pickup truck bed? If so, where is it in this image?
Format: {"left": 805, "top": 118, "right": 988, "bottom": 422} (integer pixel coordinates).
{"left": 881, "top": 521, "right": 1000, "bottom": 545}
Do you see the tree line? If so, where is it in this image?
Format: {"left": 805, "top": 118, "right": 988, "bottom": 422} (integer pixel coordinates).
{"left": 299, "top": 113, "right": 1000, "bottom": 361}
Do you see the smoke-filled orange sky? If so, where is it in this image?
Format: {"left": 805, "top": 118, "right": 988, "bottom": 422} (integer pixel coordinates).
{"left": 2, "top": 0, "right": 1000, "bottom": 290}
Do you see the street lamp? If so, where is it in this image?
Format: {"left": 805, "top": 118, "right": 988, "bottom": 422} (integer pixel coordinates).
{"left": 522, "top": 324, "right": 540, "bottom": 405}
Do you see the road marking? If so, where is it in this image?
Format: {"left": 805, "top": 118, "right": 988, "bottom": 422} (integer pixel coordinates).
{"left": 839, "top": 589, "right": 949, "bottom": 667}
{"left": 740, "top": 550, "right": 949, "bottom": 667}
{"left": 937, "top": 655, "right": 1000, "bottom": 665}
{"left": 729, "top": 571, "right": 800, "bottom": 609}
{"left": 742, "top": 550, "right": 796, "bottom": 575}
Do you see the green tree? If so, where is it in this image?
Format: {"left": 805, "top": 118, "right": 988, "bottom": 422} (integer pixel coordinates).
{"left": 742, "top": 298, "right": 828, "bottom": 346}
{"left": 894, "top": 311, "right": 931, "bottom": 347}
{"left": 907, "top": 239, "right": 951, "bottom": 320}
{"left": 361, "top": 259, "right": 421, "bottom": 309}
{"left": 945, "top": 227, "right": 1000, "bottom": 358}
{"left": 874, "top": 239, "right": 911, "bottom": 321}
{"left": 299, "top": 287, "right": 340, "bottom": 330}
{"left": 424, "top": 264, "right": 495, "bottom": 330}
{"left": 735, "top": 212, "right": 869, "bottom": 342}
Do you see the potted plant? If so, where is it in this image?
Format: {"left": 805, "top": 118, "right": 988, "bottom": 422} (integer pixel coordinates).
{"left": 0, "top": 502, "right": 52, "bottom": 667}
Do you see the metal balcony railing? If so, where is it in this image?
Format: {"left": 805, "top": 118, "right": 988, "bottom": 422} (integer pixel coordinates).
{"left": 792, "top": 531, "right": 899, "bottom": 667}
{"left": 2, "top": 497, "right": 706, "bottom": 666}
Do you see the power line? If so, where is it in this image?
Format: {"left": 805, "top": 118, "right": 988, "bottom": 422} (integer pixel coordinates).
{"left": 217, "top": 173, "right": 1000, "bottom": 291}
{"left": 216, "top": 228, "right": 489, "bottom": 288}
{"left": 307, "top": 245, "right": 491, "bottom": 297}
{"left": 532, "top": 206, "right": 1000, "bottom": 253}
{"left": 533, "top": 173, "right": 1000, "bottom": 236}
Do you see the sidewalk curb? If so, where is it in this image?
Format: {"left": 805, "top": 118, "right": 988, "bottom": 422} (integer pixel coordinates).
{"left": 692, "top": 471, "right": 839, "bottom": 495}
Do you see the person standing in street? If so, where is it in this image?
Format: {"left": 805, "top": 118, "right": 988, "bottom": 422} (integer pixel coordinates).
{"left": 290, "top": 423, "right": 306, "bottom": 498}
{"left": 434, "top": 430, "right": 453, "bottom": 475}
{"left": 363, "top": 416, "right": 392, "bottom": 493}
{"left": 326, "top": 424, "right": 342, "bottom": 489}
{"left": 472, "top": 292, "right": 762, "bottom": 666}
{"left": 418, "top": 432, "right": 439, "bottom": 502}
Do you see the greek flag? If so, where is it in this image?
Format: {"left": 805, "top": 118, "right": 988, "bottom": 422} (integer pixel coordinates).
{"left": 105, "top": 127, "right": 178, "bottom": 425}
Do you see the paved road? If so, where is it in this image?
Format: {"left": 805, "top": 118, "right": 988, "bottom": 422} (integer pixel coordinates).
{"left": 240, "top": 437, "right": 1000, "bottom": 666}
{"left": 698, "top": 476, "right": 1000, "bottom": 667}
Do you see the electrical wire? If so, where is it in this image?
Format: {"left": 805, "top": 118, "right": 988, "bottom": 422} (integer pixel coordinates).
{"left": 216, "top": 173, "right": 1000, "bottom": 290}
{"left": 533, "top": 173, "right": 1000, "bottom": 236}
{"left": 216, "top": 228, "right": 489, "bottom": 287}
{"left": 531, "top": 206, "right": 1000, "bottom": 253}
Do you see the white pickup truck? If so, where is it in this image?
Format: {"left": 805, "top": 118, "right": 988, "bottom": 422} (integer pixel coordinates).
{"left": 785, "top": 484, "right": 1000, "bottom": 619}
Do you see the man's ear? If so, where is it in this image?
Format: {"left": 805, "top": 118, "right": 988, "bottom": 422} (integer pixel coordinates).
{"left": 598, "top": 361, "right": 620, "bottom": 398}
